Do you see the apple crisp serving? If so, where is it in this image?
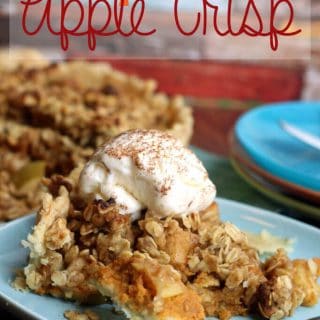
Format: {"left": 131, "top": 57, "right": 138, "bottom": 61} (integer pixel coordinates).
{"left": 0, "top": 59, "right": 192, "bottom": 221}
{"left": 17, "top": 169, "right": 320, "bottom": 320}
{"left": 17, "top": 130, "right": 320, "bottom": 320}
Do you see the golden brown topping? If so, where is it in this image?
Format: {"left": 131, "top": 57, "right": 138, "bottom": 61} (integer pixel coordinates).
{"left": 64, "top": 309, "right": 100, "bottom": 320}
{"left": 18, "top": 174, "right": 320, "bottom": 320}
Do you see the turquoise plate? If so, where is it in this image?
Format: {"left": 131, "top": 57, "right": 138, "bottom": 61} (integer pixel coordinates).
{"left": 0, "top": 199, "right": 319, "bottom": 320}
{"left": 235, "top": 102, "right": 320, "bottom": 191}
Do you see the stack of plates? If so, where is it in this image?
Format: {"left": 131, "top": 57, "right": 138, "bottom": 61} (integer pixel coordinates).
{"left": 231, "top": 102, "right": 320, "bottom": 219}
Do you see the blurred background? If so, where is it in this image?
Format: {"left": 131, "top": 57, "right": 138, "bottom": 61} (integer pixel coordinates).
{"left": 1, "top": 0, "right": 318, "bottom": 155}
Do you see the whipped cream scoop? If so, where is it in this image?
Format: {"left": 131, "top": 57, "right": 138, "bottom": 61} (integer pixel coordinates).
{"left": 79, "top": 130, "right": 216, "bottom": 220}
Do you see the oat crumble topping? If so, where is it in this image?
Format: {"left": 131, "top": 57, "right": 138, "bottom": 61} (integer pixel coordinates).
{"left": 18, "top": 170, "right": 320, "bottom": 320}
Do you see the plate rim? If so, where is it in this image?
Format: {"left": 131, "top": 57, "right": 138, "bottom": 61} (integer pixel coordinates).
{"left": 235, "top": 101, "right": 320, "bottom": 191}
{"left": 229, "top": 131, "right": 320, "bottom": 204}
{"left": 217, "top": 198, "right": 320, "bottom": 233}
{"left": 230, "top": 158, "right": 320, "bottom": 219}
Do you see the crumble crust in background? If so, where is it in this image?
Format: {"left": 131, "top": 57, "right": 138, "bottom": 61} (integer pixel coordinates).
{"left": 0, "top": 54, "right": 193, "bottom": 221}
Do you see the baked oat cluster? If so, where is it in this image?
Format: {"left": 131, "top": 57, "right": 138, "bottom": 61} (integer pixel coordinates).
{"left": 16, "top": 170, "right": 320, "bottom": 320}
{"left": 0, "top": 58, "right": 193, "bottom": 221}
{"left": 64, "top": 309, "right": 100, "bottom": 320}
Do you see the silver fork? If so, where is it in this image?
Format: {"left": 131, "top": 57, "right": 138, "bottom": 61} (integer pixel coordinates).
{"left": 280, "top": 121, "right": 320, "bottom": 151}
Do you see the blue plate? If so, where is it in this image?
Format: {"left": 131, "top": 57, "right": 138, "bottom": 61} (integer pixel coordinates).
{"left": 235, "top": 102, "right": 320, "bottom": 191}
{"left": 0, "top": 199, "right": 319, "bottom": 320}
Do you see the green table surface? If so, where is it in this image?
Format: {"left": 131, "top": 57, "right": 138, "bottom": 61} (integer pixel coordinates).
{"left": 192, "top": 147, "right": 320, "bottom": 228}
